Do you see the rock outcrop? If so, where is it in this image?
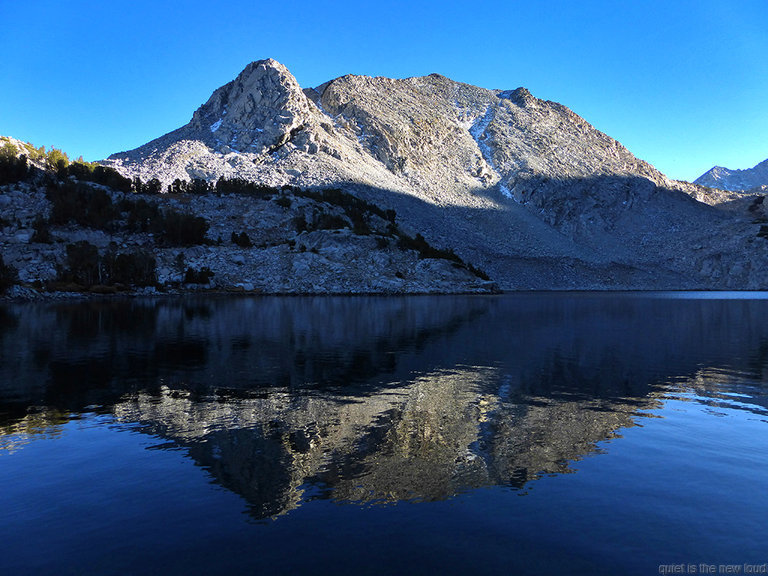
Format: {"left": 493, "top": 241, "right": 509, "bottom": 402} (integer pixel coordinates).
{"left": 696, "top": 158, "right": 768, "bottom": 192}
{"left": 0, "top": 177, "right": 491, "bottom": 296}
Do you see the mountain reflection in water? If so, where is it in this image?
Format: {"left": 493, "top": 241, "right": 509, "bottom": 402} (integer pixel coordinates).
{"left": 2, "top": 294, "right": 768, "bottom": 521}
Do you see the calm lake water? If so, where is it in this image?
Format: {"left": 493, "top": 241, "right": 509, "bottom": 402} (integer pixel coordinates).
{"left": 1, "top": 293, "right": 768, "bottom": 575}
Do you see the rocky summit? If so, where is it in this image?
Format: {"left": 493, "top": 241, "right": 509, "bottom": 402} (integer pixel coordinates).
{"left": 4, "top": 59, "right": 768, "bottom": 294}
{"left": 695, "top": 158, "right": 768, "bottom": 192}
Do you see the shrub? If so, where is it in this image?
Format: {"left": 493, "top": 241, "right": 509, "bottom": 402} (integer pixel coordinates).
{"left": 174, "top": 252, "right": 186, "bottom": 272}
{"left": 120, "top": 198, "right": 162, "bottom": 232}
{"left": 467, "top": 263, "right": 491, "bottom": 281}
{"left": 0, "top": 255, "right": 18, "bottom": 293}
{"left": 274, "top": 195, "right": 292, "bottom": 208}
{"left": 295, "top": 187, "right": 394, "bottom": 222}
{"left": 63, "top": 241, "right": 100, "bottom": 286}
{"left": 167, "top": 179, "right": 187, "bottom": 194}
{"left": 396, "top": 233, "right": 460, "bottom": 262}
{"left": 102, "top": 249, "right": 157, "bottom": 286}
{"left": 215, "top": 177, "right": 279, "bottom": 198}
{"left": 144, "top": 178, "right": 163, "bottom": 195}
{"left": 189, "top": 179, "right": 212, "bottom": 195}
{"left": 46, "top": 147, "right": 69, "bottom": 170}
{"left": 116, "top": 199, "right": 210, "bottom": 245}
{"left": 61, "top": 241, "right": 157, "bottom": 287}
{"left": 129, "top": 177, "right": 162, "bottom": 195}
{"left": 395, "top": 230, "right": 491, "bottom": 282}
{"left": 293, "top": 188, "right": 395, "bottom": 236}
{"left": 314, "top": 212, "right": 348, "bottom": 230}
{"left": 231, "top": 231, "right": 253, "bottom": 247}
{"left": 348, "top": 209, "right": 372, "bottom": 235}
{"left": 0, "top": 142, "right": 28, "bottom": 185}
{"left": 28, "top": 144, "right": 45, "bottom": 162}
{"left": 59, "top": 161, "right": 132, "bottom": 193}
{"left": 160, "top": 210, "right": 209, "bottom": 246}
{"left": 47, "top": 181, "right": 116, "bottom": 230}
{"left": 66, "top": 161, "right": 97, "bottom": 181}
{"left": 164, "top": 178, "right": 213, "bottom": 195}
{"left": 91, "top": 165, "right": 132, "bottom": 193}
{"left": 0, "top": 140, "right": 18, "bottom": 156}
{"left": 392, "top": 229, "right": 490, "bottom": 280}
{"left": 293, "top": 215, "right": 307, "bottom": 233}
{"left": 184, "top": 267, "right": 214, "bottom": 284}
{"left": 30, "top": 217, "right": 53, "bottom": 243}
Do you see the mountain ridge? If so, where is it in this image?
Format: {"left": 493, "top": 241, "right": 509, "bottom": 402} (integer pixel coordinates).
{"left": 101, "top": 58, "right": 768, "bottom": 290}
{"left": 4, "top": 59, "right": 768, "bottom": 293}
{"left": 109, "top": 60, "right": 697, "bottom": 196}
{"left": 696, "top": 157, "right": 768, "bottom": 192}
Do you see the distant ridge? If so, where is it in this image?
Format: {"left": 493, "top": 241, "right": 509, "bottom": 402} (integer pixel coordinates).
{"left": 695, "top": 158, "right": 768, "bottom": 192}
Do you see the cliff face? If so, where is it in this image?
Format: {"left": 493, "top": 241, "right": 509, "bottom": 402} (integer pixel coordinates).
{"left": 99, "top": 59, "right": 768, "bottom": 290}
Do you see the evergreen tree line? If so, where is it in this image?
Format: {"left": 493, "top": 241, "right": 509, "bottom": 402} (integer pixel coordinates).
{"left": 0, "top": 139, "right": 135, "bottom": 190}
{"left": 45, "top": 181, "right": 210, "bottom": 246}
{"left": 61, "top": 241, "right": 156, "bottom": 288}
{"left": 168, "top": 177, "right": 287, "bottom": 198}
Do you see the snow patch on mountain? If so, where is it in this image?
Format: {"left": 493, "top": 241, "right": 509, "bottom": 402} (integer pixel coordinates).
{"left": 499, "top": 184, "right": 514, "bottom": 199}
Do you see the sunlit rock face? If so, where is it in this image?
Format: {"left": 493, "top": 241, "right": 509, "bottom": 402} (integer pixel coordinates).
{"left": 106, "top": 59, "right": 400, "bottom": 194}
{"left": 100, "top": 59, "right": 768, "bottom": 290}
{"left": 190, "top": 59, "right": 315, "bottom": 155}
{"left": 109, "top": 59, "right": 688, "bottom": 199}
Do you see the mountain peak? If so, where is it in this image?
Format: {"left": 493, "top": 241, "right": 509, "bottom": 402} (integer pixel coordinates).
{"left": 187, "top": 58, "right": 314, "bottom": 155}
{"left": 695, "top": 157, "right": 768, "bottom": 191}
{"left": 497, "top": 87, "right": 536, "bottom": 107}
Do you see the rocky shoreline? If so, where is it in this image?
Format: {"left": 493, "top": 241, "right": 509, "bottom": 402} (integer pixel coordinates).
{"left": 1, "top": 284, "right": 501, "bottom": 304}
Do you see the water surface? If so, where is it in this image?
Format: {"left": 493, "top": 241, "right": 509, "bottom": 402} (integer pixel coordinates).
{"left": 1, "top": 293, "right": 767, "bottom": 575}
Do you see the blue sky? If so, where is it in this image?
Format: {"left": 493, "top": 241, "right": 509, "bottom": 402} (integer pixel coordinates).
{"left": 1, "top": 0, "right": 765, "bottom": 182}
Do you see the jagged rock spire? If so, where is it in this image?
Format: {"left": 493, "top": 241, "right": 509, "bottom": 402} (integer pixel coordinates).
{"left": 189, "top": 59, "right": 316, "bottom": 155}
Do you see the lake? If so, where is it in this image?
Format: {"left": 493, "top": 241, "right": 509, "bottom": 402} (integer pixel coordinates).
{"left": 1, "top": 293, "right": 767, "bottom": 575}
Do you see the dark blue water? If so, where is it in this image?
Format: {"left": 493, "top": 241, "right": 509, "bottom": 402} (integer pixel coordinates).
{"left": 1, "top": 293, "right": 768, "bottom": 575}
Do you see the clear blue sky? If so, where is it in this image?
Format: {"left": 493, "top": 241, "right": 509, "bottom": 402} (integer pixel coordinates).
{"left": 1, "top": 0, "right": 765, "bottom": 182}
